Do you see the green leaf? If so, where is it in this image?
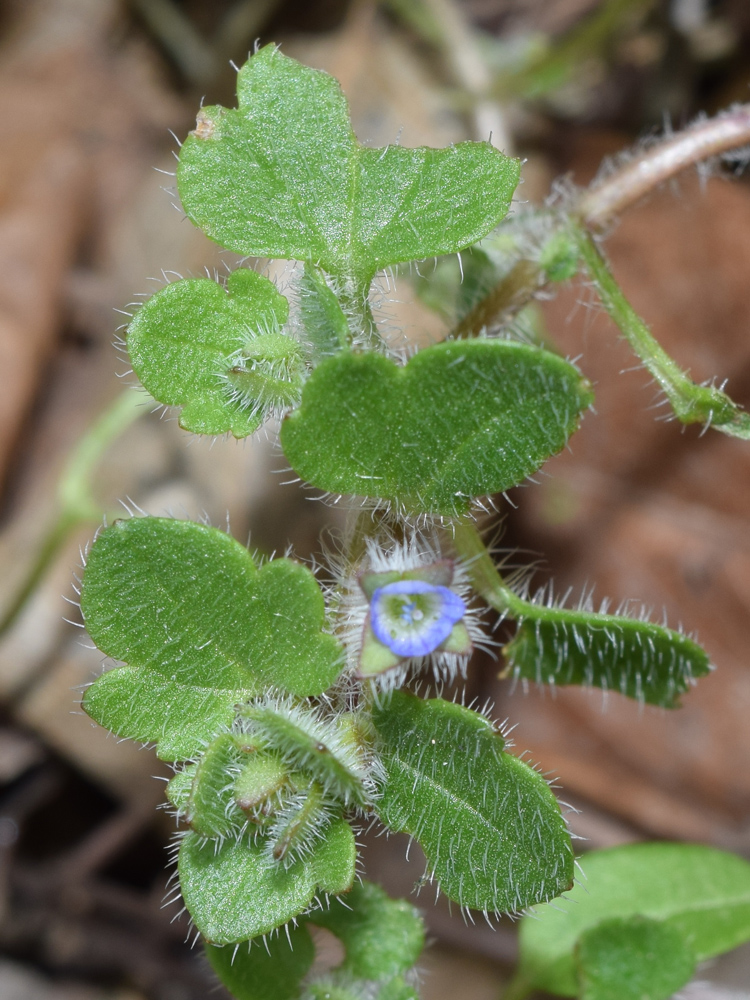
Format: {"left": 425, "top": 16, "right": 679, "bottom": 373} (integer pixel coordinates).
{"left": 177, "top": 46, "right": 520, "bottom": 284}
{"left": 82, "top": 666, "right": 253, "bottom": 762}
{"left": 81, "top": 517, "right": 343, "bottom": 698}
{"left": 372, "top": 692, "right": 573, "bottom": 913}
{"left": 298, "top": 264, "right": 350, "bottom": 362}
{"left": 575, "top": 916, "right": 695, "bottom": 1000}
{"left": 514, "top": 843, "right": 750, "bottom": 997}
{"left": 184, "top": 733, "right": 246, "bottom": 837}
{"left": 179, "top": 817, "right": 356, "bottom": 943}
{"left": 281, "top": 340, "right": 592, "bottom": 516}
{"left": 504, "top": 607, "right": 711, "bottom": 708}
{"left": 206, "top": 923, "right": 315, "bottom": 1000}
{"left": 309, "top": 881, "right": 425, "bottom": 981}
{"left": 127, "top": 269, "right": 294, "bottom": 437}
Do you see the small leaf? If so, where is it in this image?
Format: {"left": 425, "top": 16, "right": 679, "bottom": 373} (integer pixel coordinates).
{"left": 298, "top": 264, "right": 350, "bottom": 362}
{"left": 504, "top": 607, "right": 710, "bottom": 708}
{"left": 185, "top": 733, "right": 246, "bottom": 838}
{"left": 206, "top": 923, "right": 315, "bottom": 1000}
{"left": 309, "top": 881, "right": 425, "bottom": 981}
{"left": 281, "top": 341, "right": 593, "bottom": 516}
{"left": 372, "top": 693, "right": 573, "bottom": 913}
{"left": 82, "top": 666, "right": 254, "bottom": 762}
{"left": 178, "top": 46, "right": 520, "bottom": 284}
{"left": 178, "top": 818, "right": 356, "bottom": 943}
{"left": 81, "top": 518, "right": 343, "bottom": 699}
{"left": 234, "top": 751, "right": 290, "bottom": 812}
{"left": 514, "top": 843, "right": 750, "bottom": 997}
{"left": 242, "top": 699, "right": 374, "bottom": 808}
{"left": 127, "top": 269, "right": 293, "bottom": 436}
{"left": 575, "top": 916, "right": 695, "bottom": 1000}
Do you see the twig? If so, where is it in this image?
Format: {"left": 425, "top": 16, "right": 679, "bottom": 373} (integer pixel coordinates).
{"left": 577, "top": 103, "right": 750, "bottom": 227}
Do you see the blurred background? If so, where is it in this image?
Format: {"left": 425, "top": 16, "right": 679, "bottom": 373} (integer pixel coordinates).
{"left": 0, "top": 0, "right": 750, "bottom": 997}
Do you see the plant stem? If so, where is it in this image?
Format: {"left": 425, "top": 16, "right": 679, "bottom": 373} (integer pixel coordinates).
{"left": 452, "top": 259, "right": 541, "bottom": 339}
{"left": 577, "top": 103, "right": 750, "bottom": 227}
{"left": 451, "top": 519, "right": 526, "bottom": 618}
{"left": 574, "top": 225, "right": 750, "bottom": 436}
{"left": 0, "top": 387, "right": 149, "bottom": 638}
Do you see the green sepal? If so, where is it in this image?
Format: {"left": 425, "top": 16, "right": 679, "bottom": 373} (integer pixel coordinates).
{"left": 81, "top": 517, "right": 344, "bottom": 699}
{"left": 359, "top": 625, "right": 402, "bottom": 676}
{"left": 205, "top": 923, "right": 315, "bottom": 1000}
{"left": 504, "top": 606, "right": 711, "bottom": 708}
{"left": 372, "top": 692, "right": 573, "bottom": 913}
{"left": 177, "top": 46, "right": 520, "bottom": 284}
{"left": 82, "top": 666, "right": 254, "bottom": 762}
{"left": 127, "top": 268, "right": 293, "bottom": 437}
{"left": 575, "top": 916, "right": 695, "bottom": 1000}
{"left": 514, "top": 842, "right": 750, "bottom": 997}
{"left": 178, "top": 817, "right": 356, "bottom": 944}
{"left": 308, "top": 881, "right": 425, "bottom": 981}
{"left": 281, "top": 340, "right": 593, "bottom": 516}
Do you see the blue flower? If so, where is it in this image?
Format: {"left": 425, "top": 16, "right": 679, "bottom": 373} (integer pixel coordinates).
{"left": 369, "top": 580, "right": 467, "bottom": 658}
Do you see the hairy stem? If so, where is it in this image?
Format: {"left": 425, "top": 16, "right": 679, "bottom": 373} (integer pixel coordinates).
{"left": 0, "top": 388, "right": 148, "bottom": 637}
{"left": 575, "top": 226, "right": 750, "bottom": 436}
{"left": 451, "top": 520, "right": 526, "bottom": 618}
{"left": 577, "top": 103, "right": 750, "bottom": 227}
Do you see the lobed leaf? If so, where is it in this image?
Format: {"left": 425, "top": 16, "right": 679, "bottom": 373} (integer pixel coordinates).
{"left": 372, "top": 693, "right": 573, "bottom": 913}
{"left": 81, "top": 517, "right": 343, "bottom": 702}
{"left": 178, "top": 817, "right": 356, "bottom": 944}
{"left": 575, "top": 916, "right": 695, "bottom": 1000}
{"left": 206, "top": 923, "right": 315, "bottom": 1000}
{"left": 504, "top": 607, "right": 710, "bottom": 708}
{"left": 82, "top": 667, "right": 254, "bottom": 762}
{"left": 514, "top": 843, "right": 750, "bottom": 997}
{"left": 308, "top": 881, "right": 425, "bottom": 981}
{"left": 177, "top": 46, "right": 520, "bottom": 284}
{"left": 281, "top": 341, "right": 593, "bottom": 516}
{"left": 127, "top": 269, "right": 293, "bottom": 437}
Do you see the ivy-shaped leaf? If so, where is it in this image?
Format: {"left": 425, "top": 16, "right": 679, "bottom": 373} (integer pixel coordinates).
{"left": 513, "top": 843, "right": 750, "bottom": 998}
{"left": 82, "top": 517, "right": 343, "bottom": 694}
{"left": 504, "top": 606, "right": 711, "bottom": 708}
{"left": 308, "top": 881, "right": 425, "bottom": 981}
{"left": 372, "top": 693, "right": 573, "bottom": 913}
{"left": 206, "top": 922, "right": 315, "bottom": 1000}
{"left": 83, "top": 667, "right": 254, "bottom": 762}
{"left": 281, "top": 341, "right": 593, "bottom": 516}
{"left": 178, "top": 817, "right": 356, "bottom": 943}
{"left": 177, "top": 46, "right": 520, "bottom": 284}
{"left": 575, "top": 916, "right": 695, "bottom": 1000}
{"left": 127, "top": 268, "right": 297, "bottom": 437}
{"left": 81, "top": 518, "right": 344, "bottom": 760}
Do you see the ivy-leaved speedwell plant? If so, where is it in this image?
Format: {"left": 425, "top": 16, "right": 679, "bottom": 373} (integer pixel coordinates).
{"left": 79, "top": 45, "right": 750, "bottom": 1000}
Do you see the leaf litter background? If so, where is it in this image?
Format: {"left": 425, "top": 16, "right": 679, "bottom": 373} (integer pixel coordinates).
{"left": 0, "top": 0, "right": 750, "bottom": 998}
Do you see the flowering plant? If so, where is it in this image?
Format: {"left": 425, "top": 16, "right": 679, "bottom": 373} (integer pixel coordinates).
{"left": 78, "top": 46, "right": 750, "bottom": 1000}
